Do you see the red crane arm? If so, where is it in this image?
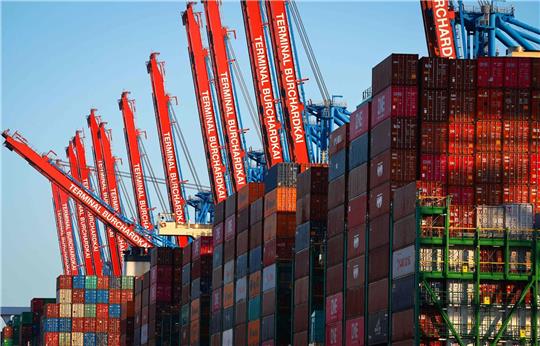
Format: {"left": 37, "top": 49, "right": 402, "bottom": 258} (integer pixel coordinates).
{"left": 2, "top": 130, "right": 154, "bottom": 248}
{"left": 241, "top": 0, "right": 284, "bottom": 167}
{"left": 204, "top": 0, "right": 248, "bottom": 190}
{"left": 265, "top": 0, "right": 309, "bottom": 163}
{"left": 420, "top": 0, "right": 457, "bottom": 58}
{"left": 147, "top": 53, "right": 187, "bottom": 226}
{"left": 183, "top": 3, "right": 228, "bottom": 203}
{"left": 51, "top": 183, "right": 71, "bottom": 274}
{"left": 98, "top": 123, "right": 132, "bottom": 257}
{"left": 56, "top": 181, "right": 80, "bottom": 274}
{"left": 87, "top": 111, "right": 122, "bottom": 276}
{"left": 66, "top": 142, "right": 95, "bottom": 274}
{"left": 119, "top": 92, "right": 153, "bottom": 230}
{"left": 73, "top": 133, "right": 105, "bottom": 276}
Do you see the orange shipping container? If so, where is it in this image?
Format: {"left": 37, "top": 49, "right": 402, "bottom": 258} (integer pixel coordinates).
{"left": 223, "top": 283, "right": 234, "bottom": 308}
{"left": 247, "top": 320, "right": 260, "bottom": 346}
{"left": 263, "top": 212, "right": 296, "bottom": 241}
{"left": 264, "top": 187, "right": 296, "bottom": 217}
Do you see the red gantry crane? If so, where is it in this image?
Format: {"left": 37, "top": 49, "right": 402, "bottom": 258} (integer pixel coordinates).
{"left": 2, "top": 130, "right": 165, "bottom": 249}
{"left": 88, "top": 110, "right": 123, "bottom": 276}
{"left": 265, "top": 0, "right": 310, "bottom": 164}
{"left": 51, "top": 183, "right": 71, "bottom": 275}
{"left": 98, "top": 123, "right": 130, "bottom": 260}
{"left": 147, "top": 53, "right": 190, "bottom": 247}
{"left": 183, "top": 3, "right": 229, "bottom": 203}
{"left": 203, "top": 0, "right": 248, "bottom": 191}
{"left": 55, "top": 182, "right": 81, "bottom": 275}
{"left": 241, "top": 0, "right": 285, "bottom": 167}
{"left": 421, "top": 0, "right": 458, "bottom": 59}
{"left": 72, "top": 132, "right": 105, "bottom": 276}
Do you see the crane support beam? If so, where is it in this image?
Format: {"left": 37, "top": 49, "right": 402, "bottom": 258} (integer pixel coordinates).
{"left": 51, "top": 183, "right": 71, "bottom": 275}
{"left": 87, "top": 111, "right": 122, "bottom": 276}
{"left": 203, "top": 0, "right": 248, "bottom": 190}
{"left": 147, "top": 54, "right": 190, "bottom": 248}
{"left": 72, "top": 133, "right": 105, "bottom": 276}
{"left": 241, "top": 0, "right": 284, "bottom": 167}
{"left": 2, "top": 130, "right": 155, "bottom": 248}
{"left": 98, "top": 123, "right": 132, "bottom": 257}
{"left": 119, "top": 92, "right": 153, "bottom": 231}
{"left": 265, "top": 0, "right": 309, "bottom": 163}
{"left": 183, "top": 3, "right": 229, "bottom": 203}
{"left": 66, "top": 142, "right": 96, "bottom": 274}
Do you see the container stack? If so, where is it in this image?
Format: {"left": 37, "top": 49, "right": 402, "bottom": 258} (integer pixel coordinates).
{"left": 261, "top": 163, "right": 298, "bottom": 345}
{"left": 233, "top": 183, "right": 265, "bottom": 345}
{"left": 133, "top": 271, "right": 148, "bottom": 345}
{"left": 291, "top": 166, "right": 328, "bottom": 345}
{"left": 247, "top": 196, "right": 264, "bottom": 345}
{"left": 180, "top": 241, "right": 192, "bottom": 345}
{"left": 210, "top": 200, "right": 225, "bottom": 346}
{"left": 1, "top": 324, "right": 14, "bottom": 346}
{"left": 31, "top": 297, "right": 56, "bottom": 344}
{"left": 39, "top": 275, "right": 134, "bottom": 345}
{"left": 324, "top": 124, "right": 349, "bottom": 346}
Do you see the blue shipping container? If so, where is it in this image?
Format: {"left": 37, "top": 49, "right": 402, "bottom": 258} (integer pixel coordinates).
{"left": 58, "top": 318, "right": 72, "bottom": 332}
{"left": 109, "top": 304, "right": 121, "bottom": 318}
{"left": 83, "top": 332, "right": 96, "bottom": 346}
{"left": 85, "top": 290, "right": 97, "bottom": 304}
{"left": 73, "top": 276, "right": 86, "bottom": 289}
{"left": 96, "top": 290, "right": 109, "bottom": 303}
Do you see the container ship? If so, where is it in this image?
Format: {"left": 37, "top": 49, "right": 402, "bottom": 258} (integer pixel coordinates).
{"left": 2, "top": 0, "right": 540, "bottom": 345}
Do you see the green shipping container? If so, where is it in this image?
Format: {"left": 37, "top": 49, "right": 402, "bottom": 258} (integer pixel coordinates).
{"left": 85, "top": 276, "right": 97, "bottom": 289}
{"left": 21, "top": 312, "right": 33, "bottom": 325}
{"left": 248, "top": 296, "right": 261, "bottom": 321}
{"left": 84, "top": 304, "right": 96, "bottom": 317}
{"left": 121, "top": 276, "right": 134, "bottom": 290}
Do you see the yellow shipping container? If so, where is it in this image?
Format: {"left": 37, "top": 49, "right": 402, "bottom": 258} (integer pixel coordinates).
{"left": 72, "top": 303, "right": 85, "bottom": 318}
{"left": 59, "top": 303, "right": 71, "bottom": 318}
{"left": 58, "top": 289, "right": 72, "bottom": 304}
{"left": 71, "top": 332, "right": 84, "bottom": 346}
{"left": 59, "top": 332, "right": 71, "bottom": 346}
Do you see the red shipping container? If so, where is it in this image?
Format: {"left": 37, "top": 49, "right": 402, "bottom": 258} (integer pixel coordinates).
{"left": 212, "top": 288, "right": 222, "bottom": 312}
{"left": 193, "top": 235, "right": 213, "bottom": 258}
{"left": 96, "top": 318, "right": 108, "bottom": 333}
{"left": 108, "top": 318, "right": 120, "bottom": 334}
{"left": 475, "top": 184, "right": 503, "bottom": 205}
{"left": 327, "top": 233, "right": 345, "bottom": 267}
{"left": 533, "top": 59, "right": 540, "bottom": 89}
{"left": 293, "top": 331, "right": 308, "bottom": 346}
{"left": 503, "top": 153, "right": 529, "bottom": 183}
{"left": 421, "top": 90, "right": 449, "bottom": 121}
{"left": 326, "top": 322, "right": 343, "bottom": 346}
{"left": 72, "top": 317, "right": 84, "bottom": 332}
{"left": 224, "top": 215, "right": 236, "bottom": 241}
{"left": 348, "top": 164, "right": 367, "bottom": 198}
{"left": 532, "top": 90, "right": 540, "bottom": 121}
{"left": 213, "top": 222, "right": 223, "bottom": 245}
{"left": 326, "top": 293, "right": 343, "bottom": 324}
{"left": 236, "top": 230, "right": 249, "bottom": 256}
{"left": 369, "top": 213, "right": 390, "bottom": 250}
{"left": 503, "top": 184, "right": 529, "bottom": 203}
{"left": 326, "top": 263, "right": 344, "bottom": 295}
{"left": 120, "top": 290, "right": 133, "bottom": 303}
{"left": 346, "top": 256, "right": 365, "bottom": 289}
{"left": 420, "top": 154, "right": 447, "bottom": 182}
{"left": 345, "top": 286, "right": 364, "bottom": 319}
{"left": 151, "top": 265, "right": 173, "bottom": 285}
{"left": 293, "top": 303, "right": 309, "bottom": 332}
{"left": 475, "top": 152, "right": 502, "bottom": 183}
{"left": 264, "top": 187, "right": 297, "bottom": 217}
{"left": 345, "top": 317, "right": 364, "bottom": 346}
{"left": 109, "top": 289, "right": 121, "bottom": 304}
{"left": 329, "top": 124, "right": 350, "bottom": 155}
{"left": 448, "top": 90, "right": 476, "bottom": 122}
{"left": 392, "top": 309, "right": 415, "bottom": 342}
{"left": 448, "top": 186, "right": 474, "bottom": 205}
{"left": 368, "top": 246, "right": 389, "bottom": 282}
{"left": 530, "top": 153, "right": 540, "bottom": 184}
{"left": 417, "top": 180, "right": 447, "bottom": 198}
{"left": 419, "top": 57, "right": 449, "bottom": 89}
{"left": 448, "top": 122, "right": 474, "bottom": 154}
{"left": 84, "top": 317, "right": 96, "bottom": 332}
{"left": 263, "top": 237, "right": 295, "bottom": 265}
{"left": 263, "top": 212, "right": 296, "bottom": 241}
{"left": 57, "top": 275, "right": 72, "bottom": 289}
{"left": 72, "top": 289, "right": 85, "bottom": 304}
{"left": 371, "top": 86, "right": 418, "bottom": 127}
{"left": 503, "top": 89, "right": 530, "bottom": 120}
{"left": 448, "top": 154, "right": 474, "bottom": 185}
{"left": 476, "top": 120, "right": 502, "bottom": 151}
{"left": 237, "top": 183, "right": 265, "bottom": 211}
{"left": 96, "top": 303, "right": 108, "bottom": 319}
{"left": 328, "top": 175, "right": 347, "bottom": 210}
{"left": 421, "top": 122, "right": 448, "bottom": 153}
{"left": 368, "top": 279, "right": 389, "bottom": 313}
{"left": 504, "top": 57, "right": 531, "bottom": 88}
{"left": 370, "top": 117, "right": 418, "bottom": 157}
{"left": 503, "top": 120, "right": 529, "bottom": 151}
{"left": 348, "top": 194, "right": 367, "bottom": 228}
{"left": 449, "top": 205, "right": 475, "bottom": 229}
{"left": 327, "top": 205, "right": 346, "bottom": 237}
{"left": 369, "top": 149, "right": 416, "bottom": 189}
{"left": 477, "top": 89, "right": 503, "bottom": 120}
{"left": 369, "top": 183, "right": 391, "bottom": 219}
{"left": 248, "top": 320, "right": 260, "bottom": 346}
{"left": 347, "top": 225, "right": 365, "bottom": 259}
{"left": 448, "top": 59, "right": 476, "bottom": 90}
{"left": 96, "top": 276, "right": 109, "bottom": 289}
{"left": 349, "top": 102, "right": 370, "bottom": 140}
{"left": 477, "top": 57, "right": 505, "bottom": 87}
{"left": 46, "top": 304, "right": 59, "bottom": 318}
{"left": 44, "top": 332, "right": 59, "bottom": 346}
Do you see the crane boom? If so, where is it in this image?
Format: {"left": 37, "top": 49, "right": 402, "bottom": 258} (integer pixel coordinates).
{"left": 420, "top": 0, "right": 457, "bottom": 58}
{"left": 265, "top": 0, "right": 309, "bottom": 163}
{"left": 203, "top": 0, "right": 248, "bottom": 190}
{"left": 72, "top": 133, "right": 105, "bottom": 276}
{"left": 56, "top": 181, "right": 81, "bottom": 275}
{"left": 2, "top": 130, "right": 155, "bottom": 248}
{"left": 183, "top": 3, "right": 228, "bottom": 203}
{"left": 98, "top": 123, "right": 133, "bottom": 258}
{"left": 147, "top": 54, "right": 190, "bottom": 248}
{"left": 87, "top": 110, "right": 122, "bottom": 276}
{"left": 119, "top": 92, "right": 153, "bottom": 231}
{"left": 51, "top": 183, "right": 71, "bottom": 274}
{"left": 241, "top": 0, "right": 284, "bottom": 167}
{"left": 66, "top": 142, "right": 95, "bottom": 274}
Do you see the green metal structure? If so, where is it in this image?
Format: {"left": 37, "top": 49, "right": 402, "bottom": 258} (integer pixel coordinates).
{"left": 415, "top": 197, "right": 539, "bottom": 345}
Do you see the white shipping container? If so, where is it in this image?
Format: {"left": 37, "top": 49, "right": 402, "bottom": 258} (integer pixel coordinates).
{"left": 504, "top": 203, "right": 533, "bottom": 230}
{"left": 235, "top": 276, "right": 247, "bottom": 303}
{"left": 476, "top": 205, "right": 504, "bottom": 229}
{"left": 72, "top": 303, "right": 85, "bottom": 318}
{"left": 222, "top": 328, "right": 233, "bottom": 346}
{"left": 420, "top": 247, "right": 443, "bottom": 272}
{"left": 224, "top": 260, "right": 235, "bottom": 284}
{"left": 509, "top": 248, "right": 532, "bottom": 273}
{"left": 507, "top": 308, "right": 531, "bottom": 338}
{"left": 448, "top": 306, "right": 474, "bottom": 336}
{"left": 262, "top": 264, "right": 276, "bottom": 292}
{"left": 392, "top": 245, "right": 415, "bottom": 279}
{"left": 447, "top": 280, "right": 474, "bottom": 305}
{"left": 479, "top": 308, "right": 503, "bottom": 337}
{"left": 448, "top": 247, "right": 475, "bottom": 273}
{"left": 59, "top": 303, "right": 71, "bottom": 318}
